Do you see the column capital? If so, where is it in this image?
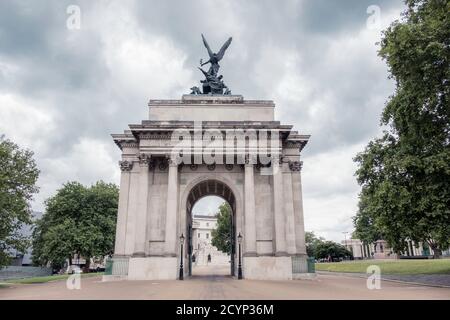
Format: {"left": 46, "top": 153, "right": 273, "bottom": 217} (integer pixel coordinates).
{"left": 165, "top": 154, "right": 180, "bottom": 167}
{"left": 119, "top": 160, "right": 133, "bottom": 171}
{"left": 138, "top": 153, "right": 156, "bottom": 169}
{"left": 168, "top": 158, "right": 179, "bottom": 167}
{"left": 289, "top": 160, "right": 303, "bottom": 172}
{"left": 138, "top": 153, "right": 151, "bottom": 166}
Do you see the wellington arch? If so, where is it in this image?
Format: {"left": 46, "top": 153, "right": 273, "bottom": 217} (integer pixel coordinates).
{"left": 109, "top": 95, "right": 311, "bottom": 280}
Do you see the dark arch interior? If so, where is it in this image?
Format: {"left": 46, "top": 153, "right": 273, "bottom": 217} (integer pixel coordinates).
{"left": 186, "top": 179, "right": 236, "bottom": 278}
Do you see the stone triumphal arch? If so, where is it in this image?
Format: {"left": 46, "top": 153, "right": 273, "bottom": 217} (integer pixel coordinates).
{"left": 111, "top": 95, "right": 310, "bottom": 280}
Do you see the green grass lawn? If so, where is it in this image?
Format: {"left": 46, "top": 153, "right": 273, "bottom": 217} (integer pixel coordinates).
{"left": 0, "top": 272, "right": 103, "bottom": 285}
{"left": 315, "top": 259, "right": 450, "bottom": 275}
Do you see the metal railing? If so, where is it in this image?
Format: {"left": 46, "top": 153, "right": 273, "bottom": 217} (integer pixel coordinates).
{"left": 292, "top": 256, "right": 315, "bottom": 274}
{"left": 104, "top": 257, "right": 129, "bottom": 276}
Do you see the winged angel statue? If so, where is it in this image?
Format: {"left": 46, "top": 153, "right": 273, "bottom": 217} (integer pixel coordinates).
{"left": 190, "top": 34, "right": 233, "bottom": 95}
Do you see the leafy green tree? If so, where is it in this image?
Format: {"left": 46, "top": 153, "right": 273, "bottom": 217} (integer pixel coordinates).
{"left": 211, "top": 202, "right": 232, "bottom": 255}
{"left": 354, "top": 0, "right": 450, "bottom": 258}
{"left": 0, "top": 136, "right": 39, "bottom": 268}
{"left": 315, "top": 241, "right": 353, "bottom": 261}
{"left": 352, "top": 196, "right": 384, "bottom": 247}
{"left": 305, "top": 231, "right": 325, "bottom": 257}
{"left": 32, "top": 181, "right": 119, "bottom": 270}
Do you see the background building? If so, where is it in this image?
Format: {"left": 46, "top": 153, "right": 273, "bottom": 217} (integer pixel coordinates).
{"left": 341, "top": 239, "right": 396, "bottom": 259}
{"left": 0, "top": 211, "right": 53, "bottom": 280}
{"left": 341, "top": 238, "right": 449, "bottom": 259}
{"left": 8, "top": 211, "right": 42, "bottom": 266}
{"left": 192, "top": 215, "right": 230, "bottom": 266}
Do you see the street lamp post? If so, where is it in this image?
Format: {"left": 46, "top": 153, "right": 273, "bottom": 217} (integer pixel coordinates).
{"left": 342, "top": 231, "right": 349, "bottom": 247}
{"left": 237, "top": 232, "right": 243, "bottom": 280}
{"left": 342, "top": 231, "right": 350, "bottom": 261}
{"left": 179, "top": 233, "right": 185, "bottom": 280}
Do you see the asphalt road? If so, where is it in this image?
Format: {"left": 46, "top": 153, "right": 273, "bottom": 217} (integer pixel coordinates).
{"left": 1, "top": 265, "right": 449, "bottom": 300}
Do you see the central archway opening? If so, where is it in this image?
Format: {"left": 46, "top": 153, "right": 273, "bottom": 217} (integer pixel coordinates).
{"left": 186, "top": 179, "right": 236, "bottom": 278}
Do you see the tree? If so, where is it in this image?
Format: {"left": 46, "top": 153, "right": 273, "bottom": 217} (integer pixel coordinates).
{"left": 32, "top": 181, "right": 119, "bottom": 270}
{"left": 305, "top": 232, "right": 353, "bottom": 260}
{"left": 305, "top": 231, "right": 325, "bottom": 257}
{"left": 354, "top": 0, "right": 450, "bottom": 258}
{"left": 315, "top": 241, "right": 353, "bottom": 261}
{"left": 211, "top": 202, "right": 232, "bottom": 255}
{"left": 0, "top": 136, "right": 39, "bottom": 268}
{"left": 352, "top": 195, "right": 384, "bottom": 246}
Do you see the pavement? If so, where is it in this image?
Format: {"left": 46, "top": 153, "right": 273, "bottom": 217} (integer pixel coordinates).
{"left": 1, "top": 265, "right": 449, "bottom": 300}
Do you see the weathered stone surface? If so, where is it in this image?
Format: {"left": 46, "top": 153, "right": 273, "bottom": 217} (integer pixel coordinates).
{"left": 243, "top": 256, "right": 293, "bottom": 280}
{"left": 128, "top": 257, "right": 178, "bottom": 280}
{"left": 148, "top": 98, "right": 275, "bottom": 121}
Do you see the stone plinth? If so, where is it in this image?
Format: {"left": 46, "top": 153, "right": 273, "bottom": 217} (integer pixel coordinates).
{"left": 243, "top": 256, "right": 293, "bottom": 280}
{"left": 148, "top": 96, "right": 275, "bottom": 121}
{"left": 127, "top": 257, "right": 178, "bottom": 280}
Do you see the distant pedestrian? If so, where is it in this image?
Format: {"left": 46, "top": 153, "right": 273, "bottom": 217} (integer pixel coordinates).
{"left": 208, "top": 254, "right": 211, "bottom": 263}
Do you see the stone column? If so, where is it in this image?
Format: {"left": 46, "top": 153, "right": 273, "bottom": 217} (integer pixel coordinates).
{"left": 291, "top": 160, "right": 306, "bottom": 255}
{"left": 133, "top": 154, "right": 150, "bottom": 257}
{"left": 164, "top": 158, "right": 178, "bottom": 256}
{"left": 273, "top": 157, "right": 287, "bottom": 256}
{"left": 244, "top": 160, "right": 257, "bottom": 256}
{"left": 114, "top": 160, "right": 133, "bottom": 256}
{"left": 283, "top": 166, "right": 297, "bottom": 255}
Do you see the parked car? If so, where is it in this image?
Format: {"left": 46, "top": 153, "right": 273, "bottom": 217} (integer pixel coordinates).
{"left": 93, "top": 266, "right": 105, "bottom": 273}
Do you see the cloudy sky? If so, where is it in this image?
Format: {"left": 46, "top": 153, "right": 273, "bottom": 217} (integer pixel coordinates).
{"left": 0, "top": 0, "right": 405, "bottom": 242}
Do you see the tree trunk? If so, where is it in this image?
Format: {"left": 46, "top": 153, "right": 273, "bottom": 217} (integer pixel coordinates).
{"left": 428, "top": 242, "right": 442, "bottom": 259}
{"left": 84, "top": 257, "right": 91, "bottom": 273}
{"left": 432, "top": 247, "right": 442, "bottom": 259}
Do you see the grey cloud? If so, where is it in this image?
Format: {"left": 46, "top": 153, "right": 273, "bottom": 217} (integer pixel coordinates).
{"left": 0, "top": 0, "right": 406, "bottom": 237}
{"left": 298, "top": 0, "right": 399, "bottom": 34}
{"left": 130, "top": 0, "right": 402, "bottom": 156}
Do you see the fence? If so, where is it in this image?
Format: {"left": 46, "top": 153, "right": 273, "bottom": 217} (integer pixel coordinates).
{"left": 292, "top": 256, "right": 315, "bottom": 274}
{"left": 104, "top": 257, "right": 129, "bottom": 276}
{"left": 0, "top": 266, "right": 52, "bottom": 280}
